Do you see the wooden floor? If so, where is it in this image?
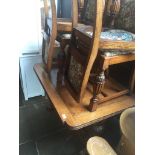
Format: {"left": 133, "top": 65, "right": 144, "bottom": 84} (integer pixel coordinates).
{"left": 34, "top": 63, "right": 134, "bottom": 130}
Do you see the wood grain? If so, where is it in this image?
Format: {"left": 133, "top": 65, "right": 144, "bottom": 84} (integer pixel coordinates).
{"left": 34, "top": 63, "right": 134, "bottom": 130}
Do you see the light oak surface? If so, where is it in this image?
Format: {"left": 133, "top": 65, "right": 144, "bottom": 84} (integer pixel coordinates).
{"left": 40, "top": 0, "right": 135, "bottom": 123}
{"left": 34, "top": 63, "right": 134, "bottom": 130}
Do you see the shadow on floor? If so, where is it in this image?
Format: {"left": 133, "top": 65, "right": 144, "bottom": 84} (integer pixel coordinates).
{"left": 19, "top": 95, "right": 121, "bottom": 155}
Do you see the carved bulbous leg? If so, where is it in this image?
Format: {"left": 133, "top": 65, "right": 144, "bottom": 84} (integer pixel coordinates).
{"left": 107, "top": 0, "right": 121, "bottom": 28}
{"left": 88, "top": 70, "right": 105, "bottom": 112}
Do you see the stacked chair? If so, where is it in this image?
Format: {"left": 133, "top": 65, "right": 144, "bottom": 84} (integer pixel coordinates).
{"left": 34, "top": 0, "right": 135, "bottom": 129}
{"left": 77, "top": 0, "right": 135, "bottom": 111}
{"left": 41, "top": 0, "right": 83, "bottom": 73}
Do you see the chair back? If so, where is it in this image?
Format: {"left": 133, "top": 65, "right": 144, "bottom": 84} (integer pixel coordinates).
{"left": 114, "top": 0, "right": 135, "bottom": 33}
{"left": 42, "top": 0, "right": 81, "bottom": 73}
{"left": 42, "top": 0, "right": 57, "bottom": 73}
{"left": 65, "top": 0, "right": 105, "bottom": 102}
{"left": 81, "top": 0, "right": 109, "bottom": 25}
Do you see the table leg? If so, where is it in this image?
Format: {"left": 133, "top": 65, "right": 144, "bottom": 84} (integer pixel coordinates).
{"left": 88, "top": 70, "right": 105, "bottom": 112}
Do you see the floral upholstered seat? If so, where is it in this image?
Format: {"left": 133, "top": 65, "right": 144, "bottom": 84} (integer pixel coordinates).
{"left": 86, "top": 29, "right": 135, "bottom": 41}
{"left": 67, "top": 0, "right": 135, "bottom": 96}
{"left": 105, "top": 0, "right": 135, "bottom": 56}
{"left": 83, "top": 0, "right": 135, "bottom": 57}
{"left": 86, "top": 28, "right": 135, "bottom": 57}
{"left": 115, "top": 0, "right": 135, "bottom": 33}
{"left": 100, "top": 29, "right": 135, "bottom": 41}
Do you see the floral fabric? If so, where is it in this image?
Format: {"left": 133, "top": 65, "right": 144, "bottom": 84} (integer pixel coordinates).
{"left": 115, "top": 0, "right": 135, "bottom": 33}
{"left": 100, "top": 49, "right": 134, "bottom": 57}
{"left": 100, "top": 29, "right": 135, "bottom": 41}
{"left": 83, "top": 0, "right": 135, "bottom": 33}
{"left": 67, "top": 56, "right": 84, "bottom": 92}
{"left": 86, "top": 29, "right": 135, "bottom": 41}
{"left": 82, "top": 0, "right": 108, "bottom": 24}
{"left": 83, "top": 0, "right": 95, "bottom": 22}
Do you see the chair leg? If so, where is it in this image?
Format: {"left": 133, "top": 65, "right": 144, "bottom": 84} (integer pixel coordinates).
{"left": 88, "top": 70, "right": 105, "bottom": 112}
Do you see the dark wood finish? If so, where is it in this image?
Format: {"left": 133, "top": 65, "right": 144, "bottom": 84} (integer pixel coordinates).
{"left": 89, "top": 70, "right": 105, "bottom": 111}
{"left": 34, "top": 63, "right": 134, "bottom": 130}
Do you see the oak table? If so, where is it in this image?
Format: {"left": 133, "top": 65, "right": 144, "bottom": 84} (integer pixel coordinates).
{"left": 34, "top": 63, "right": 134, "bottom": 130}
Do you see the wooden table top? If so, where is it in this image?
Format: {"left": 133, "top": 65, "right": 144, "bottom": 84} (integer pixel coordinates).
{"left": 34, "top": 63, "right": 135, "bottom": 130}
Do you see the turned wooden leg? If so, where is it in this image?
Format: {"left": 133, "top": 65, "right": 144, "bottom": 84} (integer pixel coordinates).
{"left": 88, "top": 70, "right": 105, "bottom": 112}
{"left": 107, "top": 0, "right": 120, "bottom": 28}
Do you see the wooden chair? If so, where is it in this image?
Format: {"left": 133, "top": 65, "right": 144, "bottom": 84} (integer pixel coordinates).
{"left": 63, "top": 0, "right": 104, "bottom": 103}
{"left": 34, "top": 0, "right": 134, "bottom": 129}
{"left": 54, "top": 0, "right": 109, "bottom": 105}
{"left": 55, "top": 0, "right": 85, "bottom": 56}
{"left": 42, "top": 0, "right": 135, "bottom": 108}
{"left": 42, "top": 0, "right": 84, "bottom": 74}
{"left": 41, "top": 0, "right": 75, "bottom": 71}
{"left": 75, "top": 0, "right": 135, "bottom": 111}
{"left": 41, "top": 0, "right": 58, "bottom": 73}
